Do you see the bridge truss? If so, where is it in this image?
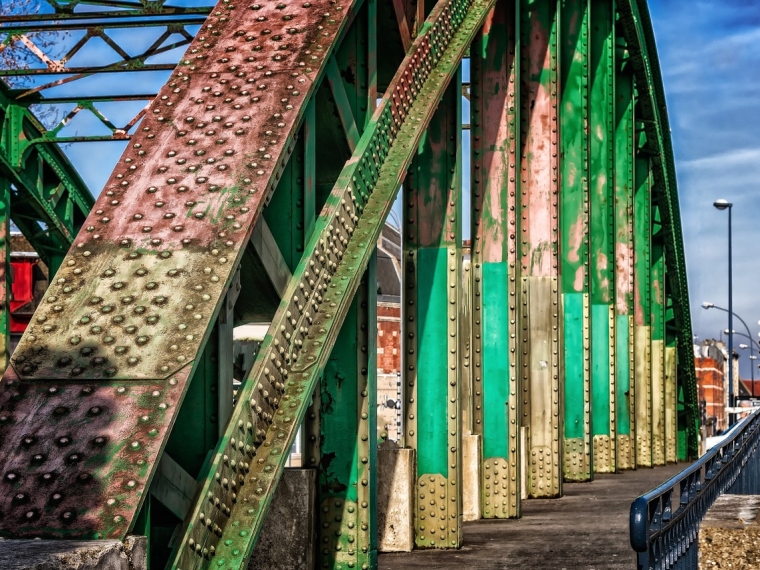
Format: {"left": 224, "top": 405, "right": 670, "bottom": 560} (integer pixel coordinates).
{"left": 0, "top": 0, "right": 698, "bottom": 569}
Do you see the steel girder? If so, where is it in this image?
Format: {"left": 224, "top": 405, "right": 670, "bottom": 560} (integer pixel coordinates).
{"left": 0, "top": 0, "right": 698, "bottom": 568}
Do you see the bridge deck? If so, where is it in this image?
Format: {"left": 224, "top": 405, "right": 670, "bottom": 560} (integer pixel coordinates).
{"left": 379, "top": 463, "right": 684, "bottom": 569}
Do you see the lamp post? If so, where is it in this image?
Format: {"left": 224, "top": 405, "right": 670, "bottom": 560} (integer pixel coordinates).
{"left": 717, "top": 326, "right": 759, "bottom": 398}
{"left": 713, "top": 198, "right": 734, "bottom": 424}
{"left": 702, "top": 302, "right": 753, "bottom": 400}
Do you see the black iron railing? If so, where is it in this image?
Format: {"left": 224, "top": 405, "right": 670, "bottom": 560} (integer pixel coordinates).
{"left": 630, "top": 409, "right": 760, "bottom": 569}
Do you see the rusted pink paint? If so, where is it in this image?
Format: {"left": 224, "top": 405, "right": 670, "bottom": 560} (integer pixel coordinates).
{"left": 596, "top": 251, "right": 611, "bottom": 303}
{"left": 0, "top": 365, "right": 192, "bottom": 538}
{"left": 1, "top": 0, "right": 357, "bottom": 539}
{"left": 652, "top": 276, "right": 662, "bottom": 306}
{"left": 633, "top": 248, "right": 645, "bottom": 326}
{"left": 574, "top": 266, "right": 585, "bottom": 292}
{"left": 615, "top": 242, "right": 632, "bottom": 315}
{"left": 520, "top": 14, "right": 558, "bottom": 278}
{"left": 478, "top": 9, "right": 509, "bottom": 264}
{"left": 566, "top": 217, "right": 584, "bottom": 265}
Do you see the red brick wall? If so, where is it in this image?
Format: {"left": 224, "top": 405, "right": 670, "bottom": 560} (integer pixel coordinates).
{"left": 377, "top": 302, "right": 400, "bottom": 374}
{"left": 695, "top": 356, "right": 726, "bottom": 433}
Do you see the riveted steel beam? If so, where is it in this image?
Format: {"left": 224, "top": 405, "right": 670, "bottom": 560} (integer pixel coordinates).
{"left": 317, "top": 257, "right": 377, "bottom": 569}
{"left": 650, "top": 205, "right": 666, "bottom": 466}
{"left": 314, "top": 4, "right": 380, "bottom": 567}
{"left": 633, "top": 129, "right": 652, "bottom": 468}
{"left": 589, "top": 0, "right": 616, "bottom": 475}
{"left": 405, "top": 69, "right": 463, "bottom": 548}
{"left": 617, "top": 0, "right": 698, "bottom": 458}
{"left": 518, "top": 0, "right": 562, "bottom": 499}
{"left": 0, "top": 83, "right": 94, "bottom": 273}
{"left": 0, "top": 0, "right": 365, "bottom": 544}
{"left": 171, "top": 1, "right": 494, "bottom": 567}
{"left": 470, "top": 0, "right": 520, "bottom": 518}
{"left": 559, "top": 0, "right": 591, "bottom": 483}
{"left": 613, "top": 31, "right": 636, "bottom": 471}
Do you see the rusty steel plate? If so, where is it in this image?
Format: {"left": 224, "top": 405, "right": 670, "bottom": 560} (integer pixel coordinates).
{"left": 0, "top": 0, "right": 357, "bottom": 538}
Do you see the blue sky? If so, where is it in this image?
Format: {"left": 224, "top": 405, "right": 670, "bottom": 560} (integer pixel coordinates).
{"left": 649, "top": 0, "right": 760, "bottom": 377}
{"left": 14, "top": 1, "right": 760, "bottom": 377}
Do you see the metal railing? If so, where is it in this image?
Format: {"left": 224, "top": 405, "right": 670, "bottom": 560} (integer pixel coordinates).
{"left": 630, "top": 409, "right": 760, "bottom": 569}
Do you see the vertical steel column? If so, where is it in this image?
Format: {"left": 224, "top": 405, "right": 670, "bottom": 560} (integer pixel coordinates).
{"left": 404, "top": 70, "right": 463, "bottom": 547}
{"left": 613, "top": 35, "right": 636, "bottom": 470}
{"left": 0, "top": 177, "right": 8, "bottom": 375}
{"left": 471, "top": 0, "right": 520, "bottom": 518}
{"left": 650, "top": 207, "right": 666, "bottom": 466}
{"left": 559, "top": 0, "right": 591, "bottom": 483}
{"left": 664, "top": 311, "right": 678, "bottom": 463}
{"left": 633, "top": 130, "right": 652, "bottom": 468}
{"left": 589, "top": 0, "right": 616, "bottom": 474}
{"left": 301, "top": 101, "right": 322, "bottom": 470}
{"left": 518, "top": 0, "right": 562, "bottom": 498}
{"left": 317, "top": 256, "right": 378, "bottom": 570}
{"left": 315, "top": 5, "right": 378, "bottom": 566}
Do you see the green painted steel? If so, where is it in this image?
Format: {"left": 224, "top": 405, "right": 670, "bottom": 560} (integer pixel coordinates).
{"left": 469, "top": 0, "right": 520, "bottom": 518}
{"left": 518, "top": 0, "right": 563, "bottom": 499}
{"left": 173, "top": 1, "right": 494, "bottom": 566}
{"left": 589, "top": 0, "right": 616, "bottom": 474}
{"left": 416, "top": 248, "right": 452, "bottom": 476}
{"left": 405, "top": 68, "right": 464, "bottom": 547}
{"left": 617, "top": 0, "right": 699, "bottom": 458}
{"left": 650, "top": 207, "right": 666, "bottom": 466}
{"left": 633, "top": 148, "right": 652, "bottom": 467}
{"left": 0, "top": 0, "right": 703, "bottom": 563}
{"left": 481, "top": 262, "right": 509, "bottom": 460}
{"left": 0, "top": 83, "right": 94, "bottom": 273}
{"left": 318, "top": 257, "right": 377, "bottom": 570}
{"left": 559, "top": 0, "right": 591, "bottom": 482}
{"left": 613, "top": 36, "right": 636, "bottom": 469}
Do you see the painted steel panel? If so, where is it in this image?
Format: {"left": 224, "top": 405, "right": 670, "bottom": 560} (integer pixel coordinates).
{"left": 518, "top": 0, "right": 562, "bottom": 499}
{"left": 558, "top": 0, "right": 591, "bottom": 483}
{"left": 470, "top": 0, "right": 520, "bottom": 518}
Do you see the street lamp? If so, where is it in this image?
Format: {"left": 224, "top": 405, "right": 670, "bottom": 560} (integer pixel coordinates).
{"left": 704, "top": 301, "right": 754, "bottom": 401}
{"left": 712, "top": 198, "right": 734, "bottom": 424}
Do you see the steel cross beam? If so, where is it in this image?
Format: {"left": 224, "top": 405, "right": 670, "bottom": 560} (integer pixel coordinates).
{"left": 0, "top": 0, "right": 214, "bottom": 145}
{"left": 0, "top": 82, "right": 94, "bottom": 273}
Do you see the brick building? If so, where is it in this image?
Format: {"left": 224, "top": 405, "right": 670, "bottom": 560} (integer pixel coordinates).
{"left": 376, "top": 224, "right": 402, "bottom": 441}
{"left": 694, "top": 340, "right": 734, "bottom": 435}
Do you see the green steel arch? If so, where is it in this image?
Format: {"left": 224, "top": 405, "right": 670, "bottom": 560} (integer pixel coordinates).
{"left": 0, "top": 1, "right": 697, "bottom": 568}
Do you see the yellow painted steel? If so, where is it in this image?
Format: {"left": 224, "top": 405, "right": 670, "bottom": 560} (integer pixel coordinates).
{"left": 618, "top": 315, "right": 636, "bottom": 470}
{"left": 635, "top": 325, "right": 652, "bottom": 467}
{"left": 665, "top": 346, "right": 678, "bottom": 463}
{"left": 594, "top": 306, "right": 617, "bottom": 473}
{"left": 651, "top": 339, "right": 665, "bottom": 465}
{"left": 523, "top": 277, "right": 562, "bottom": 497}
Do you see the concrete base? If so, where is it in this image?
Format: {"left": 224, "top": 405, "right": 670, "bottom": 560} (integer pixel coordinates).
{"left": 699, "top": 494, "right": 760, "bottom": 568}
{"left": 377, "top": 442, "right": 415, "bottom": 552}
{"left": 0, "top": 536, "right": 146, "bottom": 570}
{"left": 462, "top": 434, "right": 482, "bottom": 522}
{"left": 249, "top": 468, "right": 317, "bottom": 570}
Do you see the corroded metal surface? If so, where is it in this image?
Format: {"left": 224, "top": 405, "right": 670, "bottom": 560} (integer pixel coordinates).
{"left": 558, "top": 0, "right": 591, "bottom": 483}
{"left": 519, "top": 0, "right": 561, "bottom": 499}
{"left": 0, "top": 0, "right": 359, "bottom": 539}
{"left": 470, "top": 0, "right": 519, "bottom": 518}
{"left": 174, "top": 0, "right": 495, "bottom": 567}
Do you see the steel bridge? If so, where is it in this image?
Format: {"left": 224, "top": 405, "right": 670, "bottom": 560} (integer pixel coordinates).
{"left": 0, "top": 0, "right": 698, "bottom": 568}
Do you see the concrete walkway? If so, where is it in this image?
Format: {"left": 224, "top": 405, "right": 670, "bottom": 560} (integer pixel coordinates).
{"left": 379, "top": 463, "right": 685, "bottom": 570}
